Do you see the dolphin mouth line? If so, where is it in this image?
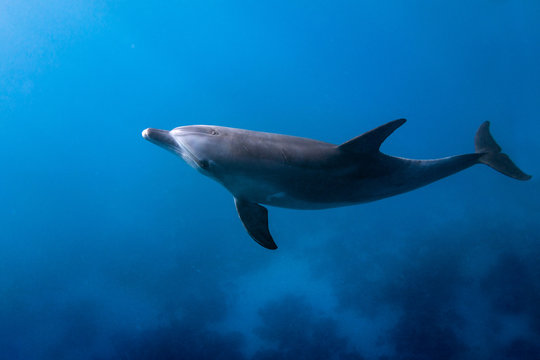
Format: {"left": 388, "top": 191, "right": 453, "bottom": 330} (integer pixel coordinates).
{"left": 174, "top": 138, "right": 202, "bottom": 165}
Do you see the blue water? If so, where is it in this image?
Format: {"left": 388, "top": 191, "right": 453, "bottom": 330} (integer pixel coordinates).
{"left": 1, "top": 1, "right": 539, "bottom": 359}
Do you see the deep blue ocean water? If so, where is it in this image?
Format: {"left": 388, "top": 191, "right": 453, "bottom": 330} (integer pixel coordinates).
{"left": 1, "top": 1, "right": 539, "bottom": 359}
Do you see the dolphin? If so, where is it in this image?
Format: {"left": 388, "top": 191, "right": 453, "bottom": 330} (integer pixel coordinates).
{"left": 142, "top": 119, "right": 531, "bottom": 250}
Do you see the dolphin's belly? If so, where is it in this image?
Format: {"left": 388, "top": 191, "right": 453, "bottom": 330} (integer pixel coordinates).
{"left": 215, "top": 155, "right": 432, "bottom": 209}
{"left": 261, "top": 192, "right": 356, "bottom": 210}
{"left": 218, "top": 171, "right": 379, "bottom": 210}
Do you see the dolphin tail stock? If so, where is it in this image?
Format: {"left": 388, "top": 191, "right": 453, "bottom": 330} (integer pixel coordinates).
{"left": 474, "top": 121, "right": 531, "bottom": 181}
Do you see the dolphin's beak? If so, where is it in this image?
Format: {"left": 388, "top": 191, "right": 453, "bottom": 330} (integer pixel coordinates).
{"left": 142, "top": 128, "right": 180, "bottom": 153}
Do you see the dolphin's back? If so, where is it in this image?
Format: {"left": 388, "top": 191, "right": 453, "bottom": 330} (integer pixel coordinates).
{"left": 215, "top": 126, "right": 339, "bottom": 168}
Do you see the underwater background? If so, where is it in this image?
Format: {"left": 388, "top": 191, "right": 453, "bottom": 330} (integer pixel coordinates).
{"left": 1, "top": 1, "right": 539, "bottom": 359}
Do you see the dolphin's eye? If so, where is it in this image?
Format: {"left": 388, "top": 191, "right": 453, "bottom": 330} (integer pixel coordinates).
{"left": 210, "top": 129, "right": 219, "bottom": 136}
{"left": 199, "top": 159, "right": 210, "bottom": 169}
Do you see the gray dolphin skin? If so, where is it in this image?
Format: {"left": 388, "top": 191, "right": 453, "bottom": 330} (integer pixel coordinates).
{"left": 142, "top": 119, "right": 531, "bottom": 250}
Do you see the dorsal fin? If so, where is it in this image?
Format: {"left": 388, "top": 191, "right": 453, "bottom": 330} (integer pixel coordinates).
{"left": 338, "top": 118, "right": 406, "bottom": 154}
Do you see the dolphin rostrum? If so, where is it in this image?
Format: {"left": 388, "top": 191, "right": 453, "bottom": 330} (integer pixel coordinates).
{"left": 142, "top": 119, "right": 531, "bottom": 250}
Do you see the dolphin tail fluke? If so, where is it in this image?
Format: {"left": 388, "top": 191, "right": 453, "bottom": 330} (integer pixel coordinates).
{"left": 475, "top": 121, "right": 531, "bottom": 181}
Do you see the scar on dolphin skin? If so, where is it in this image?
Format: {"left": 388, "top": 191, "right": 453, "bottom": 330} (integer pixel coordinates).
{"left": 143, "top": 120, "right": 531, "bottom": 250}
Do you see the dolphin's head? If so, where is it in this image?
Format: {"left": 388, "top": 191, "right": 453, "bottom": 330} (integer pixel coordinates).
{"left": 142, "top": 125, "right": 226, "bottom": 175}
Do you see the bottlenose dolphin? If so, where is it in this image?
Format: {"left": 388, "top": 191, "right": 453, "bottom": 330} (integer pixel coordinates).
{"left": 142, "top": 119, "right": 531, "bottom": 250}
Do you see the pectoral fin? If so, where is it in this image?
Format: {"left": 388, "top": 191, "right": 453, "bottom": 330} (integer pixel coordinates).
{"left": 234, "top": 198, "right": 278, "bottom": 250}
